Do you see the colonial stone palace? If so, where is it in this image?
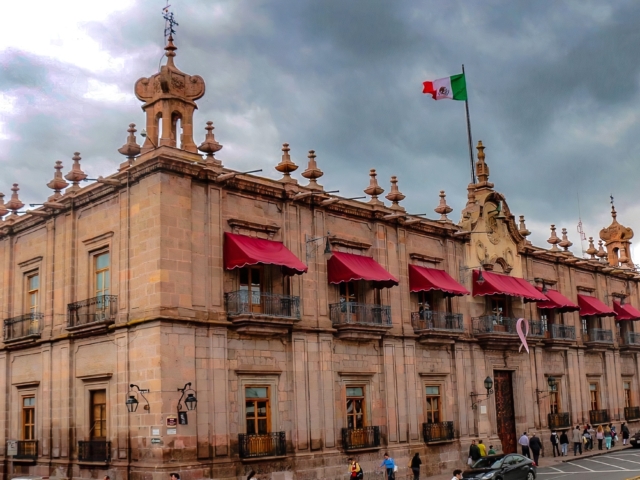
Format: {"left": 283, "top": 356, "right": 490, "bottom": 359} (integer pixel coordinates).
{"left": 1, "top": 38, "right": 640, "bottom": 480}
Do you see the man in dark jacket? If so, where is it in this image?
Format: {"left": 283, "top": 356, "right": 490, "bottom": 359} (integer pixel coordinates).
{"left": 469, "top": 440, "right": 481, "bottom": 463}
{"left": 550, "top": 430, "right": 560, "bottom": 457}
{"left": 529, "top": 433, "right": 543, "bottom": 465}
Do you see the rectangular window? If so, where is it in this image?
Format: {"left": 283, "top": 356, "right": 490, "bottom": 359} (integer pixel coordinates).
{"left": 489, "top": 296, "right": 509, "bottom": 319}
{"left": 339, "top": 281, "right": 359, "bottom": 304}
{"left": 589, "top": 383, "right": 599, "bottom": 411}
{"left": 549, "top": 383, "right": 559, "bottom": 414}
{"left": 346, "top": 386, "right": 365, "bottom": 429}
{"left": 26, "top": 273, "right": 39, "bottom": 314}
{"left": 245, "top": 386, "right": 270, "bottom": 434}
{"left": 90, "top": 390, "right": 107, "bottom": 439}
{"left": 425, "top": 386, "right": 441, "bottom": 423}
{"left": 581, "top": 318, "right": 588, "bottom": 335}
{"left": 417, "top": 291, "right": 432, "bottom": 320}
{"left": 240, "top": 266, "right": 263, "bottom": 313}
{"left": 22, "top": 396, "right": 35, "bottom": 440}
{"left": 94, "top": 252, "right": 110, "bottom": 297}
{"left": 624, "top": 382, "right": 632, "bottom": 409}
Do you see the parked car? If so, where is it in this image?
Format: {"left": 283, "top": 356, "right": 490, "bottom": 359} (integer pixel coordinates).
{"left": 463, "top": 453, "right": 536, "bottom": 480}
{"left": 630, "top": 431, "right": 640, "bottom": 448}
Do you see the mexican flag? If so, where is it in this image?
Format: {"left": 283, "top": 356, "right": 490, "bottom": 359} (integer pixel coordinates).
{"left": 423, "top": 73, "right": 467, "bottom": 101}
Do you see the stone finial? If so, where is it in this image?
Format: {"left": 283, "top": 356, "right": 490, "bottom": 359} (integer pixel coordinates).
{"left": 198, "top": 121, "right": 223, "bottom": 170}
{"left": 547, "top": 224, "right": 560, "bottom": 252}
{"left": 434, "top": 190, "right": 453, "bottom": 222}
{"left": 385, "top": 176, "right": 406, "bottom": 212}
{"left": 586, "top": 237, "right": 597, "bottom": 259}
{"left": 164, "top": 35, "right": 177, "bottom": 66}
{"left": 47, "top": 161, "right": 69, "bottom": 201}
{"left": 301, "top": 150, "right": 323, "bottom": 190}
{"left": 596, "top": 240, "right": 606, "bottom": 260}
{"left": 64, "top": 152, "right": 87, "bottom": 194}
{"left": 364, "top": 169, "right": 384, "bottom": 205}
{"left": 518, "top": 215, "right": 531, "bottom": 238}
{"left": 475, "top": 141, "right": 494, "bottom": 188}
{"left": 5, "top": 184, "right": 24, "bottom": 218}
{"left": 559, "top": 227, "right": 573, "bottom": 252}
{"left": 0, "top": 192, "right": 8, "bottom": 218}
{"left": 117, "top": 123, "right": 141, "bottom": 164}
{"left": 275, "top": 143, "right": 298, "bottom": 183}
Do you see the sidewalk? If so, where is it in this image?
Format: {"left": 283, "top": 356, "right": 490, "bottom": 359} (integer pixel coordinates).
{"left": 421, "top": 442, "right": 634, "bottom": 480}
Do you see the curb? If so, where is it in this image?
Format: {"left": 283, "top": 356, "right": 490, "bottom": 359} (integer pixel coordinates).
{"left": 561, "top": 445, "right": 633, "bottom": 464}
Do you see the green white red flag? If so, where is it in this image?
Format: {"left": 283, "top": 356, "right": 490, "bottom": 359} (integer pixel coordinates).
{"left": 422, "top": 73, "right": 467, "bottom": 101}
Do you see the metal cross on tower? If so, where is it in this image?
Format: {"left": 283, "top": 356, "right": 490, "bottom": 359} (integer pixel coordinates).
{"left": 162, "top": 2, "right": 179, "bottom": 40}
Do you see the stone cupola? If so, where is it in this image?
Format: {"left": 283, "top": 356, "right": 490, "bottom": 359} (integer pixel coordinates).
{"left": 600, "top": 204, "right": 634, "bottom": 268}
{"left": 134, "top": 36, "right": 205, "bottom": 154}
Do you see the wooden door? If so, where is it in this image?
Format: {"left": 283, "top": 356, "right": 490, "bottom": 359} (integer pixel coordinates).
{"left": 494, "top": 371, "right": 517, "bottom": 454}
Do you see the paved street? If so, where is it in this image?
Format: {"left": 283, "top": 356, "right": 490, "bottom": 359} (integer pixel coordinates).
{"left": 538, "top": 449, "right": 640, "bottom": 479}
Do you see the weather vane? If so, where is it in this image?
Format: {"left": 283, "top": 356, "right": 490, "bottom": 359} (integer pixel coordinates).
{"left": 162, "top": 2, "right": 178, "bottom": 40}
{"left": 610, "top": 194, "right": 615, "bottom": 207}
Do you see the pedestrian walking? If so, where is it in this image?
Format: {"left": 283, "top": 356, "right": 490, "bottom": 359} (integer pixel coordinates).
{"left": 596, "top": 425, "right": 604, "bottom": 450}
{"left": 582, "top": 426, "right": 592, "bottom": 451}
{"left": 469, "top": 440, "right": 481, "bottom": 465}
{"left": 409, "top": 453, "right": 422, "bottom": 480}
{"left": 529, "top": 432, "right": 543, "bottom": 466}
{"left": 451, "top": 469, "right": 463, "bottom": 480}
{"left": 478, "top": 440, "right": 487, "bottom": 457}
{"left": 550, "top": 430, "right": 560, "bottom": 457}
{"left": 572, "top": 426, "right": 582, "bottom": 455}
{"left": 488, "top": 445, "right": 496, "bottom": 455}
{"left": 588, "top": 424, "right": 595, "bottom": 450}
{"left": 604, "top": 425, "right": 612, "bottom": 450}
{"left": 623, "top": 422, "right": 630, "bottom": 446}
{"left": 518, "top": 432, "right": 530, "bottom": 458}
{"left": 379, "top": 452, "right": 396, "bottom": 480}
{"left": 611, "top": 424, "right": 617, "bottom": 447}
{"left": 560, "top": 430, "right": 569, "bottom": 456}
{"left": 349, "top": 458, "right": 363, "bottom": 479}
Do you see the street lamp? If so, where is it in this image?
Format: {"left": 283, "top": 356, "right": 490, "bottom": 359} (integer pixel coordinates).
{"left": 535, "top": 376, "right": 557, "bottom": 403}
{"left": 126, "top": 384, "right": 150, "bottom": 413}
{"left": 470, "top": 376, "right": 494, "bottom": 409}
{"left": 177, "top": 382, "right": 198, "bottom": 411}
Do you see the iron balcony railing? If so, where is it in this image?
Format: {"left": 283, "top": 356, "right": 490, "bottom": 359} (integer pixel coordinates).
{"left": 341, "top": 426, "right": 381, "bottom": 451}
{"left": 589, "top": 409, "right": 610, "bottom": 425}
{"left": 624, "top": 331, "right": 640, "bottom": 345}
{"left": 15, "top": 440, "right": 38, "bottom": 460}
{"left": 422, "top": 421, "right": 455, "bottom": 443}
{"left": 549, "top": 324, "right": 576, "bottom": 340}
{"left": 78, "top": 440, "right": 110, "bottom": 462}
{"left": 3, "top": 313, "right": 43, "bottom": 342}
{"left": 67, "top": 295, "right": 118, "bottom": 328}
{"left": 528, "top": 320, "right": 546, "bottom": 337}
{"left": 411, "top": 311, "right": 463, "bottom": 332}
{"left": 548, "top": 412, "right": 571, "bottom": 430}
{"left": 330, "top": 303, "right": 391, "bottom": 327}
{"left": 473, "top": 316, "right": 517, "bottom": 335}
{"left": 225, "top": 291, "right": 300, "bottom": 319}
{"left": 238, "top": 432, "right": 286, "bottom": 459}
{"left": 587, "top": 329, "right": 613, "bottom": 343}
{"left": 625, "top": 406, "right": 640, "bottom": 421}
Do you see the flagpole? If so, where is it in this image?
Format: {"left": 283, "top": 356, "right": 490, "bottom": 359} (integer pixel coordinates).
{"left": 462, "top": 64, "right": 476, "bottom": 184}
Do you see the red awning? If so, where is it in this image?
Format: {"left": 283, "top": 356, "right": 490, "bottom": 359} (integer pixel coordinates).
{"left": 536, "top": 287, "right": 580, "bottom": 312}
{"left": 614, "top": 301, "right": 640, "bottom": 321}
{"left": 577, "top": 294, "right": 616, "bottom": 317}
{"left": 327, "top": 251, "right": 398, "bottom": 289}
{"left": 223, "top": 232, "right": 308, "bottom": 276}
{"left": 408, "top": 265, "right": 469, "bottom": 296}
{"left": 472, "top": 270, "right": 548, "bottom": 302}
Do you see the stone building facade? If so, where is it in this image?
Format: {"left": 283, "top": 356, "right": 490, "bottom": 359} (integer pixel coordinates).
{"left": 1, "top": 38, "right": 640, "bottom": 480}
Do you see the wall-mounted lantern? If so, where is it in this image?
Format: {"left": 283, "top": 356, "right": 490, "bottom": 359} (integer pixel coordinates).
{"left": 177, "top": 382, "right": 198, "bottom": 411}
{"left": 535, "top": 376, "right": 557, "bottom": 404}
{"left": 126, "top": 384, "right": 150, "bottom": 413}
{"left": 470, "top": 376, "right": 494, "bottom": 409}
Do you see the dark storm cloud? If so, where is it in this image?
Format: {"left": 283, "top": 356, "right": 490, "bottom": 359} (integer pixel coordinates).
{"left": 1, "top": 0, "right": 639, "bottom": 254}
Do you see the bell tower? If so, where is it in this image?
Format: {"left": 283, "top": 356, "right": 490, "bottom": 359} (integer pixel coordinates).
{"left": 134, "top": 36, "right": 205, "bottom": 154}
{"left": 599, "top": 204, "right": 634, "bottom": 268}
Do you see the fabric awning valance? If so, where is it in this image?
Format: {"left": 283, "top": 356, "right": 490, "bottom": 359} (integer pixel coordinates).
{"left": 327, "top": 251, "right": 398, "bottom": 289}
{"left": 536, "top": 287, "right": 580, "bottom": 312}
{"left": 577, "top": 294, "right": 616, "bottom": 317}
{"left": 223, "top": 232, "right": 308, "bottom": 276}
{"left": 408, "top": 265, "right": 469, "bottom": 296}
{"left": 472, "top": 270, "right": 548, "bottom": 302}
{"left": 614, "top": 301, "right": 640, "bottom": 321}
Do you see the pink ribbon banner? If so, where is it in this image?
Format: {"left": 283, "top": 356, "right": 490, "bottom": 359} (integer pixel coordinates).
{"left": 516, "top": 317, "right": 529, "bottom": 354}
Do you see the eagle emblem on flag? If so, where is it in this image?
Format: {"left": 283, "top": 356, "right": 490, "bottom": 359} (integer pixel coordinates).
{"left": 438, "top": 86, "right": 449, "bottom": 96}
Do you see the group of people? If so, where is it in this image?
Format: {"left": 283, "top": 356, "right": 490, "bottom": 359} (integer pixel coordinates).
{"left": 548, "top": 423, "right": 630, "bottom": 457}
{"left": 349, "top": 452, "right": 422, "bottom": 480}
{"left": 518, "top": 432, "right": 544, "bottom": 465}
{"left": 467, "top": 439, "right": 497, "bottom": 464}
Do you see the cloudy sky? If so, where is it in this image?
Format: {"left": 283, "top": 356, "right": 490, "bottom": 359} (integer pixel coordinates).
{"left": 2, "top": 0, "right": 639, "bottom": 258}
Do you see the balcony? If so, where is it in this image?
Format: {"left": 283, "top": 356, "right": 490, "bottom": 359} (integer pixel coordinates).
{"left": 3, "top": 313, "right": 43, "bottom": 343}
{"left": 411, "top": 311, "right": 464, "bottom": 343}
{"left": 422, "top": 421, "right": 455, "bottom": 443}
{"left": 472, "top": 316, "right": 542, "bottom": 348}
{"left": 330, "top": 303, "right": 392, "bottom": 341}
{"left": 620, "top": 331, "right": 640, "bottom": 351}
{"left": 78, "top": 440, "right": 110, "bottom": 463}
{"left": 548, "top": 412, "right": 571, "bottom": 430}
{"left": 625, "top": 406, "right": 640, "bottom": 421}
{"left": 238, "top": 432, "right": 286, "bottom": 459}
{"left": 67, "top": 296, "right": 117, "bottom": 331}
{"left": 15, "top": 440, "right": 38, "bottom": 461}
{"left": 544, "top": 324, "right": 576, "bottom": 348}
{"left": 584, "top": 328, "right": 613, "bottom": 348}
{"left": 225, "top": 291, "right": 300, "bottom": 335}
{"left": 341, "top": 426, "right": 381, "bottom": 451}
{"left": 589, "top": 409, "right": 610, "bottom": 425}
